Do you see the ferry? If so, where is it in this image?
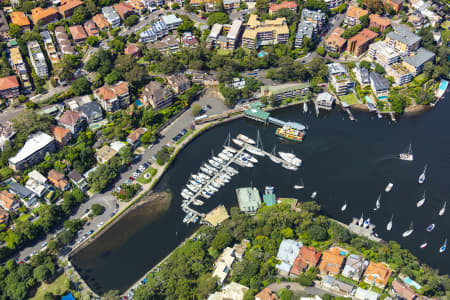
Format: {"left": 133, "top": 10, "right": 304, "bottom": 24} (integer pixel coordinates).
{"left": 275, "top": 124, "right": 305, "bottom": 142}
{"left": 278, "top": 152, "right": 302, "bottom": 167}
{"left": 232, "top": 138, "right": 244, "bottom": 147}
{"left": 385, "top": 183, "right": 394, "bottom": 192}
{"left": 399, "top": 143, "right": 413, "bottom": 161}
{"left": 402, "top": 222, "right": 414, "bottom": 238}
{"left": 420, "top": 241, "right": 428, "bottom": 249}
{"left": 237, "top": 134, "right": 256, "bottom": 145}
{"left": 439, "top": 238, "right": 447, "bottom": 253}
{"left": 426, "top": 223, "right": 435, "bottom": 232}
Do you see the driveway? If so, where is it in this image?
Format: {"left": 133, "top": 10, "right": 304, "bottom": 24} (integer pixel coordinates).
{"left": 267, "top": 282, "right": 342, "bottom": 297}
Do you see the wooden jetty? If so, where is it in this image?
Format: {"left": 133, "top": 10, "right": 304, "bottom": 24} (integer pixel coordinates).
{"left": 348, "top": 217, "right": 381, "bottom": 242}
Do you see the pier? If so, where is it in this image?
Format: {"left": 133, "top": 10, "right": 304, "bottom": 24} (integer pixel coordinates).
{"left": 348, "top": 217, "right": 381, "bottom": 242}
{"left": 244, "top": 106, "right": 307, "bottom": 130}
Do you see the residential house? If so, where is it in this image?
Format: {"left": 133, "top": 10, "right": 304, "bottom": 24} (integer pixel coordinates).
{"left": 68, "top": 170, "right": 88, "bottom": 191}
{"left": 242, "top": 15, "right": 289, "bottom": 49}
{"left": 345, "top": 6, "right": 368, "bottom": 26}
{"left": 317, "top": 92, "right": 335, "bottom": 110}
{"left": 402, "top": 47, "right": 435, "bottom": 76}
{"left": 59, "top": 0, "right": 84, "bottom": 18}
{"left": 255, "top": 288, "right": 279, "bottom": 300}
{"left": 206, "top": 23, "right": 223, "bottom": 49}
{"left": 0, "top": 121, "right": 16, "bottom": 150}
{"left": 41, "top": 31, "right": 59, "bottom": 66}
{"left": 27, "top": 41, "right": 48, "bottom": 78}
{"left": 207, "top": 282, "right": 248, "bottom": 300}
{"left": 0, "top": 190, "right": 19, "bottom": 211}
{"left": 324, "top": 0, "right": 343, "bottom": 9}
{"left": 269, "top": 1, "right": 298, "bottom": 14}
{"left": 9, "top": 182, "right": 36, "bottom": 207}
{"left": 290, "top": 246, "right": 322, "bottom": 276}
{"left": 226, "top": 20, "right": 243, "bottom": 50}
{"left": 94, "top": 81, "right": 129, "bottom": 112}
{"left": 77, "top": 101, "right": 103, "bottom": 124}
{"left": 383, "top": 0, "right": 403, "bottom": 13}
{"left": 58, "top": 110, "right": 86, "bottom": 135}
{"left": 146, "top": 35, "right": 179, "bottom": 54}
{"left": 260, "top": 83, "right": 310, "bottom": 102}
{"left": 167, "top": 75, "right": 191, "bottom": 94}
{"left": 370, "top": 71, "right": 390, "bottom": 99}
{"left": 325, "top": 27, "right": 346, "bottom": 53}
{"left": 9, "top": 132, "right": 56, "bottom": 171}
{"left": 0, "top": 12, "right": 7, "bottom": 43}
{"left": 50, "top": 125, "right": 72, "bottom": 145}
{"left": 92, "top": 14, "right": 110, "bottom": 31}
{"left": 102, "top": 6, "right": 121, "bottom": 28}
{"left": 25, "top": 170, "right": 48, "bottom": 197}
{"left": 31, "top": 7, "right": 59, "bottom": 26}
{"left": 386, "top": 63, "right": 412, "bottom": 85}
{"left": 55, "top": 26, "right": 75, "bottom": 55}
{"left": 322, "top": 275, "right": 355, "bottom": 295}
{"left": 235, "top": 187, "right": 262, "bottom": 215}
{"left": 363, "top": 261, "right": 392, "bottom": 288}
{"left": 318, "top": 247, "right": 346, "bottom": 276}
{"left": 408, "top": 11, "right": 427, "bottom": 31}
{"left": 96, "top": 145, "right": 118, "bottom": 163}
{"left": 342, "top": 254, "right": 367, "bottom": 281}
{"left": 328, "top": 63, "right": 354, "bottom": 95}
{"left": 124, "top": 43, "right": 141, "bottom": 58}
{"left": 48, "top": 169, "right": 70, "bottom": 191}
{"left": 275, "top": 239, "right": 303, "bottom": 276}
{"left": 212, "top": 247, "right": 235, "bottom": 285}
{"left": 182, "top": 32, "right": 199, "bottom": 49}
{"left": 385, "top": 25, "right": 421, "bottom": 55}
{"left": 160, "top": 14, "right": 183, "bottom": 30}
{"left": 368, "top": 41, "right": 400, "bottom": 67}
{"left": 69, "top": 25, "right": 87, "bottom": 44}
{"left": 0, "top": 208, "right": 8, "bottom": 225}
{"left": 392, "top": 279, "right": 418, "bottom": 300}
{"left": 84, "top": 20, "right": 99, "bottom": 36}
{"left": 232, "top": 239, "right": 249, "bottom": 261}
{"left": 9, "top": 11, "right": 31, "bottom": 30}
{"left": 346, "top": 28, "right": 378, "bottom": 57}
{"left": 129, "top": 0, "right": 146, "bottom": 14}
{"left": 223, "top": 0, "right": 240, "bottom": 11}
{"left": 114, "top": 2, "right": 136, "bottom": 20}
{"left": 0, "top": 76, "right": 20, "bottom": 100}
{"left": 142, "top": 81, "right": 173, "bottom": 110}
{"left": 127, "top": 127, "right": 147, "bottom": 148}
{"left": 355, "top": 288, "right": 380, "bottom": 300}
{"left": 9, "top": 46, "right": 32, "bottom": 93}
{"left": 369, "top": 14, "right": 391, "bottom": 32}
{"left": 354, "top": 66, "right": 370, "bottom": 85}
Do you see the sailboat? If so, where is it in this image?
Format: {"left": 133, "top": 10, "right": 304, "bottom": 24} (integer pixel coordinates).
{"left": 439, "top": 238, "right": 447, "bottom": 253}
{"left": 246, "top": 130, "right": 264, "bottom": 157}
{"left": 341, "top": 201, "right": 347, "bottom": 211}
{"left": 416, "top": 191, "right": 426, "bottom": 207}
{"left": 293, "top": 177, "right": 304, "bottom": 189}
{"left": 418, "top": 164, "right": 427, "bottom": 184}
{"left": 269, "top": 146, "right": 282, "bottom": 164}
{"left": 358, "top": 213, "right": 364, "bottom": 226}
{"left": 420, "top": 241, "right": 428, "bottom": 249}
{"left": 385, "top": 182, "right": 394, "bottom": 192}
{"left": 399, "top": 143, "right": 414, "bottom": 161}
{"left": 438, "top": 201, "right": 446, "bottom": 216}
{"left": 363, "top": 218, "right": 371, "bottom": 228}
{"left": 402, "top": 222, "right": 414, "bottom": 237}
{"left": 386, "top": 214, "right": 393, "bottom": 231}
{"left": 311, "top": 191, "right": 317, "bottom": 199}
{"left": 374, "top": 194, "right": 381, "bottom": 211}
{"left": 303, "top": 102, "right": 308, "bottom": 113}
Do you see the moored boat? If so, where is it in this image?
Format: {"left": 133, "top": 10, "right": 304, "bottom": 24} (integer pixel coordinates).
{"left": 402, "top": 222, "right": 414, "bottom": 237}
{"left": 293, "top": 177, "right": 304, "bottom": 189}
{"left": 420, "top": 241, "right": 428, "bottom": 249}
{"left": 224, "top": 146, "right": 237, "bottom": 153}
{"left": 418, "top": 164, "right": 427, "bottom": 184}
{"left": 232, "top": 138, "right": 244, "bottom": 147}
{"left": 438, "top": 201, "right": 446, "bottom": 216}
{"left": 279, "top": 151, "right": 302, "bottom": 167}
{"left": 358, "top": 213, "right": 364, "bottom": 226}
{"left": 385, "top": 183, "right": 393, "bottom": 192}
{"left": 374, "top": 194, "right": 381, "bottom": 211}
{"left": 363, "top": 218, "right": 371, "bottom": 228}
{"left": 311, "top": 191, "right": 317, "bottom": 199}
{"left": 275, "top": 124, "right": 305, "bottom": 142}
{"left": 282, "top": 162, "right": 298, "bottom": 171}
{"left": 416, "top": 191, "right": 426, "bottom": 208}
{"left": 439, "top": 238, "right": 447, "bottom": 253}
{"left": 237, "top": 134, "right": 256, "bottom": 144}
{"left": 427, "top": 223, "right": 435, "bottom": 232}
{"left": 399, "top": 143, "right": 414, "bottom": 161}
{"left": 341, "top": 201, "right": 347, "bottom": 211}
{"left": 386, "top": 214, "right": 393, "bottom": 231}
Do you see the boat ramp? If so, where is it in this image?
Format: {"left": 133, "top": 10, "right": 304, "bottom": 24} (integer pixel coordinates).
{"left": 348, "top": 217, "right": 381, "bottom": 242}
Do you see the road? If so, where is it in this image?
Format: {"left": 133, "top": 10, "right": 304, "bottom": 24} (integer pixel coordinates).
{"left": 267, "top": 281, "right": 343, "bottom": 297}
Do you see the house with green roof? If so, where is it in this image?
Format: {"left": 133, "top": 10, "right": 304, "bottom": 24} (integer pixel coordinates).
{"left": 236, "top": 187, "right": 261, "bottom": 214}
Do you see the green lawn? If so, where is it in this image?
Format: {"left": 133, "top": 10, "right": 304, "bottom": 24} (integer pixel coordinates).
{"left": 217, "top": 49, "right": 232, "bottom": 56}
{"left": 137, "top": 167, "right": 157, "bottom": 184}
{"left": 279, "top": 198, "right": 297, "bottom": 206}
{"left": 30, "top": 274, "right": 69, "bottom": 300}
{"left": 176, "top": 129, "right": 194, "bottom": 145}
{"left": 413, "top": 73, "right": 429, "bottom": 85}
{"left": 17, "top": 214, "right": 31, "bottom": 222}
{"left": 340, "top": 93, "right": 360, "bottom": 105}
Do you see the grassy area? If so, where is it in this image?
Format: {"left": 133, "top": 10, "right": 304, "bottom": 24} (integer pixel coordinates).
{"left": 279, "top": 198, "right": 297, "bottom": 206}
{"left": 217, "top": 49, "right": 232, "bottom": 56}
{"left": 17, "top": 214, "right": 31, "bottom": 222}
{"left": 176, "top": 129, "right": 194, "bottom": 145}
{"left": 30, "top": 274, "right": 69, "bottom": 300}
{"left": 340, "top": 93, "right": 360, "bottom": 105}
{"left": 137, "top": 167, "right": 157, "bottom": 184}
{"left": 413, "top": 73, "right": 429, "bottom": 85}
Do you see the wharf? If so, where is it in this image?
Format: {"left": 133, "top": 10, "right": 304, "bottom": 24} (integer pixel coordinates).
{"left": 348, "top": 217, "right": 381, "bottom": 242}
{"left": 244, "top": 106, "right": 307, "bottom": 130}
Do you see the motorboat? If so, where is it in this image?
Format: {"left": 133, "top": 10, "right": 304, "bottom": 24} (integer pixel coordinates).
{"left": 207, "top": 185, "right": 218, "bottom": 192}
{"left": 200, "top": 167, "right": 213, "bottom": 175}
{"left": 191, "top": 174, "right": 206, "bottom": 184}
{"left": 416, "top": 191, "right": 426, "bottom": 208}
{"left": 183, "top": 213, "right": 193, "bottom": 223}
{"left": 240, "top": 153, "right": 258, "bottom": 163}
{"left": 182, "top": 189, "right": 193, "bottom": 197}
{"left": 205, "top": 187, "right": 216, "bottom": 194}
{"left": 418, "top": 164, "right": 427, "bottom": 184}
{"left": 374, "top": 194, "right": 381, "bottom": 211}
{"left": 189, "top": 180, "right": 202, "bottom": 188}
{"left": 213, "top": 156, "right": 225, "bottom": 164}
{"left": 224, "top": 146, "right": 237, "bottom": 153}
{"left": 204, "top": 163, "right": 218, "bottom": 172}
{"left": 181, "top": 192, "right": 190, "bottom": 200}
{"left": 186, "top": 184, "right": 199, "bottom": 193}
{"left": 218, "top": 153, "right": 230, "bottom": 161}
{"left": 282, "top": 162, "right": 298, "bottom": 171}
{"left": 210, "top": 181, "right": 221, "bottom": 189}
{"left": 402, "top": 222, "right": 414, "bottom": 237}
{"left": 385, "top": 183, "right": 393, "bottom": 192}
{"left": 439, "top": 238, "right": 447, "bottom": 253}
{"left": 303, "top": 102, "right": 308, "bottom": 113}
{"left": 237, "top": 134, "right": 256, "bottom": 145}
{"left": 386, "top": 214, "right": 393, "bottom": 231}
{"left": 293, "top": 177, "right": 304, "bottom": 189}
{"left": 234, "top": 158, "right": 253, "bottom": 168}
{"left": 198, "top": 172, "right": 210, "bottom": 180}
{"left": 265, "top": 186, "right": 274, "bottom": 194}
{"left": 220, "top": 173, "right": 231, "bottom": 180}
{"left": 341, "top": 201, "right": 347, "bottom": 211}
{"left": 426, "top": 223, "right": 435, "bottom": 232}
{"left": 363, "top": 218, "right": 371, "bottom": 228}
{"left": 201, "top": 191, "right": 211, "bottom": 199}
{"left": 219, "top": 175, "right": 230, "bottom": 183}
{"left": 215, "top": 178, "right": 225, "bottom": 186}
{"left": 270, "top": 146, "right": 283, "bottom": 164}
{"left": 232, "top": 138, "right": 244, "bottom": 147}
{"left": 420, "top": 241, "right": 428, "bottom": 249}
{"left": 221, "top": 150, "right": 234, "bottom": 158}
{"left": 399, "top": 143, "right": 414, "bottom": 161}
{"left": 246, "top": 145, "right": 264, "bottom": 157}
{"left": 311, "top": 191, "right": 317, "bottom": 199}
{"left": 358, "top": 213, "right": 364, "bottom": 226}
{"left": 439, "top": 201, "right": 446, "bottom": 216}
{"left": 208, "top": 159, "right": 221, "bottom": 169}
{"left": 279, "top": 152, "right": 302, "bottom": 167}
{"left": 227, "top": 166, "right": 238, "bottom": 174}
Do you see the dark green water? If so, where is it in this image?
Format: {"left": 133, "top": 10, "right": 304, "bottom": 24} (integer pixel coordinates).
{"left": 72, "top": 97, "right": 450, "bottom": 294}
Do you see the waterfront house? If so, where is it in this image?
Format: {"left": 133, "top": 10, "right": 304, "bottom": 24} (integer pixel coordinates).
{"left": 385, "top": 25, "right": 421, "bottom": 55}
{"left": 96, "top": 145, "right": 118, "bottom": 164}
{"left": 69, "top": 25, "right": 87, "bottom": 44}
{"left": 370, "top": 71, "right": 390, "bottom": 99}
{"left": 77, "top": 101, "right": 103, "bottom": 124}
{"left": 9, "top": 132, "right": 56, "bottom": 171}
{"left": 9, "top": 11, "right": 31, "bottom": 30}
{"left": 68, "top": 170, "right": 88, "bottom": 191}
{"left": 355, "top": 287, "right": 380, "bottom": 300}
{"left": 0, "top": 76, "right": 20, "bottom": 100}
{"left": 363, "top": 261, "right": 392, "bottom": 288}
{"left": 0, "top": 190, "right": 19, "bottom": 212}
{"left": 346, "top": 29, "right": 378, "bottom": 57}
{"left": 402, "top": 47, "right": 435, "bottom": 76}
{"left": 127, "top": 127, "right": 147, "bottom": 148}
{"left": 25, "top": 170, "right": 48, "bottom": 198}
{"left": 354, "top": 66, "right": 370, "bottom": 86}
{"left": 9, "top": 182, "right": 36, "bottom": 207}
{"left": 392, "top": 279, "right": 418, "bottom": 300}
{"left": 50, "top": 125, "right": 71, "bottom": 145}
{"left": 325, "top": 27, "right": 346, "bottom": 54}
{"left": 328, "top": 63, "right": 354, "bottom": 95}
{"left": 143, "top": 81, "right": 173, "bottom": 110}
{"left": 322, "top": 275, "right": 355, "bottom": 295}
{"left": 318, "top": 247, "right": 345, "bottom": 276}
{"left": 369, "top": 14, "right": 391, "bottom": 32}
{"left": 208, "top": 282, "right": 248, "bottom": 300}
{"left": 94, "top": 81, "right": 129, "bottom": 112}
{"left": 317, "top": 92, "right": 335, "bottom": 110}
{"left": 256, "top": 288, "right": 279, "bottom": 300}
{"left": 58, "top": 110, "right": 86, "bottom": 135}
{"left": 167, "top": 75, "right": 191, "bottom": 94}
{"left": 386, "top": 63, "right": 412, "bottom": 85}
{"left": 275, "top": 239, "right": 303, "bottom": 277}
{"left": 345, "top": 6, "right": 368, "bottom": 26}
{"left": 342, "top": 254, "right": 367, "bottom": 281}
{"left": 236, "top": 187, "right": 261, "bottom": 215}
{"left": 212, "top": 247, "right": 236, "bottom": 286}
{"left": 48, "top": 169, "right": 70, "bottom": 191}
{"left": 290, "top": 246, "right": 322, "bottom": 276}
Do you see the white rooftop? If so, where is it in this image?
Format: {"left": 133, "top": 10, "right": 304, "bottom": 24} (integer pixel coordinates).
{"left": 208, "top": 282, "right": 249, "bottom": 300}
{"left": 9, "top": 132, "right": 54, "bottom": 164}
{"left": 276, "top": 239, "right": 303, "bottom": 265}
{"left": 161, "top": 14, "right": 183, "bottom": 25}
{"left": 28, "top": 170, "right": 47, "bottom": 184}
{"left": 110, "top": 141, "right": 127, "bottom": 152}
{"left": 355, "top": 287, "right": 380, "bottom": 300}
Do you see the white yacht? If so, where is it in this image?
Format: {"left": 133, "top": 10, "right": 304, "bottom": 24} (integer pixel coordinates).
{"left": 341, "top": 201, "right": 347, "bottom": 211}
{"left": 221, "top": 150, "right": 233, "bottom": 158}
{"left": 399, "top": 143, "right": 413, "bottom": 161}
{"left": 209, "top": 159, "right": 221, "bottom": 169}
{"left": 278, "top": 152, "right": 302, "bottom": 167}
{"left": 237, "top": 134, "right": 256, "bottom": 144}
{"left": 224, "top": 146, "right": 238, "bottom": 153}
{"left": 439, "top": 238, "right": 447, "bottom": 253}
{"left": 385, "top": 183, "right": 394, "bottom": 192}
{"left": 200, "top": 167, "right": 213, "bottom": 175}
{"left": 363, "top": 218, "right": 371, "bottom": 228}
{"left": 402, "top": 222, "right": 414, "bottom": 237}
{"left": 246, "top": 145, "right": 264, "bottom": 157}
{"left": 386, "top": 214, "right": 393, "bottom": 231}
{"left": 416, "top": 191, "right": 426, "bottom": 207}
{"left": 358, "top": 213, "right": 364, "bottom": 226}
{"left": 282, "top": 162, "right": 298, "bottom": 171}
{"left": 418, "top": 164, "right": 427, "bottom": 184}
{"left": 270, "top": 146, "right": 283, "bottom": 164}
{"left": 439, "top": 201, "right": 446, "bottom": 216}
{"left": 303, "top": 102, "right": 308, "bottom": 113}
{"left": 240, "top": 153, "right": 258, "bottom": 163}
{"left": 374, "top": 194, "right": 381, "bottom": 211}
{"left": 293, "top": 177, "right": 304, "bottom": 189}
{"left": 218, "top": 153, "right": 230, "bottom": 161}
{"left": 311, "top": 191, "right": 317, "bottom": 199}
{"left": 213, "top": 156, "right": 225, "bottom": 164}
{"left": 232, "top": 138, "right": 244, "bottom": 147}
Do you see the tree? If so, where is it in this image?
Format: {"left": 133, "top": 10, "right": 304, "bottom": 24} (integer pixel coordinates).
{"left": 374, "top": 63, "right": 385, "bottom": 74}
{"left": 336, "top": 3, "right": 347, "bottom": 13}
{"left": 207, "top": 12, "right": 229, "bottom": 26}
{"left": 171, "top": 2, "right": 180, "bottom": 9}
{"left": 86, "top": 35, "right": 100, "bottom": 47}
{"left": 191, "top": 104, "right": 202, "bottom": 116}
{"left": 196, "top": 273, "right": 217, "bottom": 299}
{"left": 304, "top": 0, "right": 329, "bottom": 14}
{"left": 359, "top": 14, "right": 369, "bottom": 27}
{"left": 155, "top": 147, "right": 170, "bottom": 165}
{"left": 423, "top": 61, "right": 434, "bottom": 78}
{"left": 105, "top": 69, "right": 123, "bottom": 85}
{"left": 70, "top": 6, "right": 90, "bottom": 25}
{"left": 9, "top": 24, "right": 23, "bottom": 39}
{"left": 102, "top": 290, "right": 120, "bottom": 300}
{"left": 211, "top": 231, "right": 232, "bottom": 250}
{"left": 71, "top": 77, "right": 91, "bottom": 95}
{"left": 33, "top": 265, "right": 51, "bottom": 282}
{"left": 125, "top": 65, "right": 148, "bottom": 85}
{"left": 59, "top": 54, "right": 81, "bottom": 81}
{"left": 91, "top": 203, "right": 104, "bottom": 216}
{"left": 308, "top": 224, "right": 328, "bottom": 241}
{"left": 256, "top": 0, "right": 270, "bottom": 15}
{"left": 363, "top": 0, "right": 384, "bottom": 14}
{"left": 279, "top": 288, "right": 293, "bottom": 300}
{"left": 359, "top": 60, "right": 371, "bottom": 70}
{"left": 342, "top": 24, "right": 363, "bottom": 39}
{"left": 140, "top": 130, "right": 156, "bottom": 145}
{"left": 297, "top": 274, "right": 314, "bottom": 286}
{"left": 316, "top": 46, "right": 325, "bottom": 56}
{"left": 124, "top": 15, "right": 139, "bottom": 27}
{"left": 119, "top": 146, "right": 133, "bottom": 165}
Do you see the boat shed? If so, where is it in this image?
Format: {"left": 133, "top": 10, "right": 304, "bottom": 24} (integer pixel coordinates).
{"left": 236, "top": 187, "right": 262, "bottom": 214}
{"left": 244, "top": 108, "right": 270, "bottom": 124}
{"left": 263, "top": 193, "right": 277, "bottom": 206}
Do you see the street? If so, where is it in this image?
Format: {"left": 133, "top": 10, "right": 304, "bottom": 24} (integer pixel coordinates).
{"left": 267, "top": 281, "right": 343, "bottom": 297}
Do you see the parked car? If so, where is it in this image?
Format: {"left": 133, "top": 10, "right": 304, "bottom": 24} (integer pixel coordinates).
{"left": 129, "top": 176, "right": 135, "bottom": 181}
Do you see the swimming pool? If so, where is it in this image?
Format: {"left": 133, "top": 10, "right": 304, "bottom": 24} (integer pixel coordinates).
{"left": 403, "top": 277, "right": 422, "bottom": 290}
{"left": 378, "top": 96, "right": 388, "bottom": 100}
{"left": 439, "top": 80, "right": 448, "bottom": 91}
{"left": 339, "top": 250, "right": 348, "bottom": 256}
{"left": 136, "top": 99, "right": 143, "bottom": 107}
{"left": 364, "top": 96, "right": 373, "bottom": 104}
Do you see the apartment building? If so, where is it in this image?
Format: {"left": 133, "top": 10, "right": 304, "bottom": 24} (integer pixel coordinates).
{"left": 27, "top": 41, "right": 48, "bottom": 78}
{"left": 146, "top": 35, "right": 179, "bottom": 54}
{"left": 242, "top": 15, "right": 289, "bottom": 49}
{"left": 139, "top": 20, "right": 168, "bottom": 43}
{"left": 206, "top": 23, "right": 223, "bottom": 49}
{"left": 345, "top": 6, "right": 368, "bottom": 26}
{"left": 295, "top": 9, "right": 326, "bottom": 48}
{"left": 295, "top": 22, "right": 315, "bottom": 48}
{"left": 142, "top": 81, "right": 173, "bottom": 110}
{"left": 9, "top": 11, "right": 31, "bottom": 30}
{"left": 0, "top": 76, "right": 20, "bottom": 100}
{"left": 9, "top": 46, "right": 32, "bottom": 93}
{"left": 102, "top": 6, "right": 121, "bottom": 28}
{"left": 94, "top": 81, "right": 130, "bottom": 112}
{"left": 328, "top": 63, "right": 354, "bottom": 95}
{"left": 325, "top": 27, "right": 346, "bottom": 53}
{"left": 369, "top": 41, "right": 400, "bottom": 66}
{"left": 385, "top": 25, "right": 421, "bottom": 55}
{"left": 386, "top": 63, "right": 412, "bottom": 85}
{"left": 402, "top": 47, "right": 435, "bottom": 76}
{"left": 160, "top": 14, "right": 183, "bottom": 30}
{"left": 261, "top": 83, "right": 310, "bottom": 102}
{"left": 31, "top": 7, "right": 59, "bottom": 26}
{"left": 346, "top": 28, "right": 378, "bottom": 57}
{"left": 226, "top": 20, "right": 243, "bottom": 49}
{"left": 369, "top": 14, "right": 391, "bottom": 32}
{"left": 69, "top": 25, "right": 88, "bottom": 44}
{"left": 302, "top": 8, "right": 326, "bottom": 30}
{"left": 40, "top": 31, "right": 59, "bottom": 66}
{"left": 59, "top": 0, "right": 84, "bottom": 18}
{"left": 223, "top": 0, "right": 241, "bottom": 11}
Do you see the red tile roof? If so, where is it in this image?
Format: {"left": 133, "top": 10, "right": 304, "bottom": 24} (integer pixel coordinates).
{"left": 69, "top": 25, "right": 87, "bottom": 41}
{"left": 269, "top": 1, "right": 298, "bottom": 13}
{"left": 59, "top": 0, "right": 84, "bottom": 17}
{"left": 255, "top": 288, "right": 279, "bottom": 300}
{"left": 84, "top": 20, "right": 99, "bottom": 36}
{"left": 124, "top": 44, "right": 141, "bottom": 56}
{"left": 0, "top": 76, "right": 19, "bottom": 91}
{"left": 0, "top": 208, "right": 8, "bottom": 224}
{"left": 346, "top": 6, "right": 368, "bottom": 19}
{"left": 59, "top": 110, "right": 81, "bottom": 126}
{"left": 319, "top": 248, "right": 345, "bottom": 275}
{"left": 113, "top": 2, "right": 135, "bottom": 20}
{"left": 50, "top": 125, "right": 71, "bottom": 144}
{"left": 10, "top": 11, "right": 30, "bottom": 27}
{"left": 112, "top": 81, "right": 129, "bottom": 96}
{"left": 92, "top": 14, "right": 109, "bottom": 30}
{"left": 94, "top": 86, "right": 116, "bottom": 101}
{"left": 364, "top": 262, "right": 392, "bottom": 287}
{"left": 0, "top": 190, "right": 16, "bottom": 211}
{"left": 31, "top": 7, "right": 59, "bottom": 24}
{"left": 393, "top": 279, "right": 417, "bottom": 300}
